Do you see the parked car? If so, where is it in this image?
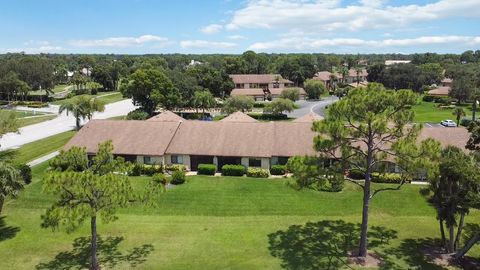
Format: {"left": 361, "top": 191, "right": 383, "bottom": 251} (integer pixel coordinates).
{"left": 441, "top": 119, "right": 457, "bottom": 127}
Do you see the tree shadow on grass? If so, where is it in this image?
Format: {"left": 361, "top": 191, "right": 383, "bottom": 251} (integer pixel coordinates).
{"left": 36, "top": 236, "right": 154, "bottom": 270}
{"left": 268, "top": 220, "right": 397, "bottom": 270}
{"left": 0, "top": 216, "right": 20, "bottom": 241}
{"left": 379, "top": 238, "right": 450, "bottom": 270}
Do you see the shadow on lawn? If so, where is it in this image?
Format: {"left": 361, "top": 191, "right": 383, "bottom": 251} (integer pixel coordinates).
{"left": 36, "top": 236, "right": 154, "bottom": 270}
{"left": 268, "top": 220, "right": 397, "bottom": 270}
{"left": 379, "top": 238, "right": 450, "bottom": 270}
{"left": 0, "top": 216, "right": 20, "bottom": 241}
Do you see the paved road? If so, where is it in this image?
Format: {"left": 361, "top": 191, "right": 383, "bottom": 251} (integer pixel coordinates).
{"left": 287, "top": 96, "right": 339, "bottom": 118}
{"left": 0, "top": 99, "right": 136, "bottom": 150}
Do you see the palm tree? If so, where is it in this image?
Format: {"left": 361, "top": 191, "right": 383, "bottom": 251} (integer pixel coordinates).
{"left": 452, "top": 107, "right": 466, "bottom": 126}
{"left": 0, "top": 110, "right": 22, "bottom": 215}
{"left": 0, "top": 161, "right": 22, "bottom": 215}
{"left": 59, "top": 96, "right": 105, "bottom": 130}
{"left": 193, "top": 90, "right": 216, "bottom": 118}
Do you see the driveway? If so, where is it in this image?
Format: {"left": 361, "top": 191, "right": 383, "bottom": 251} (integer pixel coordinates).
{"left": 288, "top": 96, "right": 339, "bottom": 118}
{"left": 0, "top": 99, "right": 137, "bottom": 150}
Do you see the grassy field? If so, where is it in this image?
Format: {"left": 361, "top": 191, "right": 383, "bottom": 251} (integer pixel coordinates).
{"left": 16, "top": 115, "right": 56, "bottom": 127}
{"left": 30, "top": 84, "right": 71, "bottom": 96}
{"left": 9, "top": 131, "right": 75, "bottom": 164}
{"left": 413, "top": 101, "right": 472, "bottom": 123}
{"left": 1, "top": 166, "right": 478, "bottom": 269}
{"left": 52, "top": 92, "right": 125, "bottom": 106}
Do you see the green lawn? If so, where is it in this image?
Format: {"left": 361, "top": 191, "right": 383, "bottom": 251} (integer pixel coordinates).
{"left": 17, "top": 115, "right": 56, "bottom": 127}
{"left": 0, "top": 109, "right": 44, "bottom": 118}
{"left": 9, "top": 131, "right": 75, "bottom": 164}
{"left": 29, "top": 84, "right": 71, "bottom": 96}
{"left": 413, "top": 101, "right": 472, "bottom": 123}
{"left": 52, "top": 92, "right": 125, "bottom": 106}
{"left": 1, "top": 166, "right": 478, "bottom": 269}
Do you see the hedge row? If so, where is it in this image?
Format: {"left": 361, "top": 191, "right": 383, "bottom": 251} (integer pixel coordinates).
{"left": 128, "top": 164, "right": 163, "bottom": 176}
{"left": 198, "top": 164, "right": 216, "bottom": 175}
{"left": 221, "top": 164, "right": 246, "bottom": 176}
{"left": 270, "top": 165, "right": 287, "bottom": 175}
{"left": 246, "top": 168, "right": 269, "bottom": 178}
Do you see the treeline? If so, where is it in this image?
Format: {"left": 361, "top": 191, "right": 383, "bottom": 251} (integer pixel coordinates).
{"left": 0, "top": 50, "right": 479, "bottom": 105}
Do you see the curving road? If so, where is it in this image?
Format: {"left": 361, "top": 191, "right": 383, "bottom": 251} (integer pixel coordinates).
{"left": 287, "top": 95, "right": 339, "bottom": 119}
{"left": 0, "top": 99, "right": 137, "bottom": 151}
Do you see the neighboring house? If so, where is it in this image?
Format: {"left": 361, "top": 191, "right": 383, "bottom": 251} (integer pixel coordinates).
{"left": 385, "top": 60, "right": 411, "bottom": 66}
{"left": 312, "top": 69, "right": 368, "bottom": 89}
{"left": 220, "top": 111, "right": 258, "bottom": 122}
{"left": 427, "top": 78, "right": 453, "bottom": 97}
{"left": 66, "top": 111, "right": 469, "bottom": 172}
{"left": 229, "top": 74, "right": 306, "bottom": 101}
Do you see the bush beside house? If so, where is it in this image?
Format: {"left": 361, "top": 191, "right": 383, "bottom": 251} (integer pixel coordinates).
{"left": 197, "top": 164, "right": 216, "bottom": 175}
{"left": 270, "top": 165, "right": 287, "bottom": 175}
{"left": 246, "top": 168, "right": 269, "bottom": 178}
{"left": 221, "top": 164, "right": 246, "bottom": 176}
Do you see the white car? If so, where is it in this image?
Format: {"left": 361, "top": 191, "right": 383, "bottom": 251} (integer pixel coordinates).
{"left": 441, "top": 120, "right": 457, "bottom": 127}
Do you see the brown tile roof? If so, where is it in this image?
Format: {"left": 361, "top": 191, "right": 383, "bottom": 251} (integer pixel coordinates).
{"left": 348, "top": 69, "right": 368, "bottom": 77}
{"left": 65, "top": 120, "right": 180, "bottom": 156}
{"left": 66, "top": 121, "right": 470, "bottom": 159}
{"left": 166, "top": 121, "right": 274, "bottom": 157}
{"left": 231, "top": 88, "right": 265, "bottom": 97}
{"left": 229, "top": 74, "right": 293, "bottom": 84}
{"left": 220, "top": 111, "right": 258, "bottom": 123}
{"left": 313, "top": 71, "right": 332, "bottom": 81}
{"left": 418, "top": 127, "right": 469, "bottom": 151}
{"left": 146, "top": 110, "right": 185, "bottom": 122}
{"left": 427, "top": 86, "right": 450, "bottom": 96}
{"left": 293, "top": 112, "right": 324, "bottom": 123}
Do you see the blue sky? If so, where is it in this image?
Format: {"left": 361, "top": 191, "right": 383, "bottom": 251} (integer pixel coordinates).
{"left": 0, "top": 0, "right": 479, "bottom": 54}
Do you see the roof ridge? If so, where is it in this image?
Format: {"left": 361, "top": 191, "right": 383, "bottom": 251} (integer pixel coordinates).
{"left": 164, "top": 121, "right": 183, "bottom": 155}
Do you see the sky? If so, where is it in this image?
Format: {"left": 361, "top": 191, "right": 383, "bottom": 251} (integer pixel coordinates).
{"left": 0, "top": 0, "right": 479, "bottom": 54}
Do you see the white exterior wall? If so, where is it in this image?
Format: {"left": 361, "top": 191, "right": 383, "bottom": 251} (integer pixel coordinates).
{"left": 261, "top": 158, "right": 270, "bottom": 170}
{"left": 136, "top": 155, "right": 164, "bottom": 165}
{"left": 241, "top": 157, "right": 249, "bottom": 167}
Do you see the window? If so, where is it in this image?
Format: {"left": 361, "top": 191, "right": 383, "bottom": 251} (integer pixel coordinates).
{"left": 249, "top": 158, "right": 261, "bottom": 167}
{"left": 276, "top": 157, "right": 289, "bottom": 165}
{"left": 171, "top": 155, "right": 184, "bottom": 164}
{"left": 143, "top": 156, "right": 153, "bottom": 165}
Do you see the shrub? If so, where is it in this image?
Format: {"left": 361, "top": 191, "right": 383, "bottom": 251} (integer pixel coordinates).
{"left": 152, "top": 173, "right": 168, "bottom": 185}
{"left": 328, "top": 176, "right": 345, "bottom": 192}
{"left": 90, "top": 88, "right": 98, "bottom": 95}
{"left": 248, "top": 113, "right": 288, "bottom": 121}
{"left": 460, "top": 118, "right": 473, "bottom": 127}
{"left": 246, "top": 168, "right": 269, "bottom": 178}
{"left": 170, "top": 171, "right": 186, "bottom": 185}
{"left": 221, "top": 164, "right": 246, "bottom": 176}
{"left": 348, "top": 169, "right": 365, "bottom": 180}
{"left": 126, "top": 109, "right": 149, "bottom": 120}
{"left": 198, "top": 164, "right": 216, "bottom": 175}
{"left": 16, "top": 164, "right": 32, "bottom": 184}
{"left": 142, "top": 165, "right": 162, "bottom": 176}
{"left": 128, "top": 163, "right": 142, "bottom": 176}
{"left": 253, "top": 102, "right": 265, "bottom": 108}
{"left": 371, "top": 172, "right": 409, "bottom": 183}
{"left": 422, "top": 95, "right": 435, "bottom": 102}
{"left": 270, "top": 165, "right": 287, "bottom": 175}
{"left": 165, "top": 164, "right": 186, "bottom": 172}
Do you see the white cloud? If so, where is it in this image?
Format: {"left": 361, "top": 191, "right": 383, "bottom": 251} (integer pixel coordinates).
{"left": 180, "top": 40, "right": 237, "bottom": 49}
{"left": 69, "top": 35, "right": 170, "bottom": 47}
{"left": 248, "top": 35, "right": 480, "bottom": 52}
{"left": 201, "top": 24, "right": 223, "bottom": 34}
{"left": 0, "top": 45, "right": 63, "bottom": 54}
{"left": 227, "top": 35, "right": 247, "bottom": 40}
{"left": 225, "top": 0, "right": 480, "bottom": 33}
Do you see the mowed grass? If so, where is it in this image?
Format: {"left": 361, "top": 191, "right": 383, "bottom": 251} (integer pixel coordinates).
{"left": 1, "top": 166, "right": 479, "bottom": 270}
{"left": 17, "top": 114, "right": 56, "bottom": 127}
{"left": 52, "top": 91, "right": 125, "bottom": 106}
{"left": 413, "top": 101, "right": 472, "bottom": 123}
{"left": 10, "top": 131, "right": 75, "bottom": 164}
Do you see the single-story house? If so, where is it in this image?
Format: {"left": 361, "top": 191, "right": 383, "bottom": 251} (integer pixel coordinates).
{"left": 65, "top": 111, "right": 470, "bottom": 172}
{"left": 312, "top": 69, "right": 368, "bottom": 88}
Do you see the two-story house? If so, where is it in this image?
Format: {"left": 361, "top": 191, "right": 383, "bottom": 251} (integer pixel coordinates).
{"left": 229, "top": 74, "right": 306, "bottom": 101}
